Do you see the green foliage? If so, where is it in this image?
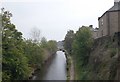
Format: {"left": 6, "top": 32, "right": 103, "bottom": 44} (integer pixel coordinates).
{"left": 2, "top": 9, "right": 31, "bottom": 81}
{"left": 2, "top": 8, "right": 58, "bottom": 81}
{"left": 40, "top": 37, "right": 47, "bottom": 48}
{"left": 109, "top": 59, "right": 118, "bottom": 80}
{"left": 72, "top": 26, "right": 93, "bottom": 66}
{"left": 23, "top": 39, "right": 44, "bottom": 68}
{"left": 2, "top": 9, "right": 58, "bottom": 81}
{"left": 64, "top": 30, "right": 74, "bottom": 54}
{"left": 41, "top": 38, "right": 57, "bottom": 55}
{"left": 72, "top": 26, "right": 93, "bottom": 80}
{"left": 66, "top": 56, "right": 71, "bottom": 80}
{"left": 64, "top": 26, "right": 93, "bottom": 80}
{"left": 47, "top": 40, "right": 57, "bottom": 54}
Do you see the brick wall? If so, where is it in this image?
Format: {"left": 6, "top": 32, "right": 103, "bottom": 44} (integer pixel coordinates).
{"left": 98, "top": 13, "right": 109, "bottom": 38}
{"left": 118, "top": 11, "right": 120, "bottom": 32}
{"left": 98, "top": 11, "right": 120, "bottom": 38}
{"left": 109, "top": 11, "right": 119, "bottom": 36}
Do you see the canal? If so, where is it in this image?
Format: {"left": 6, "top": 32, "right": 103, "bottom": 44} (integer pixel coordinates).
{"left": 32, "top": 51, "right": 67, "bottom": 80}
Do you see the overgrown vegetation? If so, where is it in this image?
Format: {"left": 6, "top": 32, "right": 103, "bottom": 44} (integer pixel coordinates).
{"left": 65, "top": 50, "right": 71, "bottom": 80}
{"left": 64, "top": 25, "right": 119, "bottom": 80}
{"left": 72, "top": 26, "right": 93, "bottom": 79}
{"left": 64, "top": 30, "right": 74, "bottom": 54}
{"left": 64, "top": 26, "right": 93, "bottom": 80}
{"left": 1, "top": 9, "right": 57, "bottom": 81}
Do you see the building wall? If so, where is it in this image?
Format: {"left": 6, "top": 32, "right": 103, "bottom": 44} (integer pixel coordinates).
{"left": 109, "top": 11, "right": 119, "bottom": 36}
{"left": 118, "top": 11, "right": 120, "bottom": 32}
{"left": 92, "top": 31, "right": 98, "bottom": 39}
{"left": 98, "top": 11, "right": 120, "bottom": 38}
{"left": 98, "top": 13, "right": 109, "bottom": 38}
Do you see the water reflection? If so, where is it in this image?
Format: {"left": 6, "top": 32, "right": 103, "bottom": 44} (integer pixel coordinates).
{"left": 33, "top": 51, "right": 67, "bottom": 80}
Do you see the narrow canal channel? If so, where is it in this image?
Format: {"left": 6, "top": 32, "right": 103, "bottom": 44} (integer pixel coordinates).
{"left": 33, "top": 51, "right": 67, "bottom": 80}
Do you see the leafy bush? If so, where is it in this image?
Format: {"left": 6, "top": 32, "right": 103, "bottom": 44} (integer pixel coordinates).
{"left": 64, "top": 26, "right": 93, "bottom": 80}
{"left": 72, "top": 26, "right": 93, "bottom": 66}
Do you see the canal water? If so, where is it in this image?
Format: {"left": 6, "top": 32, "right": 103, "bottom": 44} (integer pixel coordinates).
{"left": 33, "top": 51, "right": 67, "bottom": 80}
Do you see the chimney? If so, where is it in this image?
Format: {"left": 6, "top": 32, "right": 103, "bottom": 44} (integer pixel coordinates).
{"left": 114, "top": 0, "right": 120, "bottom": 5}
{"left": 89, "top": 25, "right": 93, "bottom": 28}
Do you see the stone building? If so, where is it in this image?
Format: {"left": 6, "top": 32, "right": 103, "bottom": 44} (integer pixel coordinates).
{"left": 98, "top": 0, "right": 120, "bottom": 38}
{"left": 89, "top": 25, "right": 99, "bottom": 39}
{"left": 92, "top": 28, "right": 99, "bottom": 39}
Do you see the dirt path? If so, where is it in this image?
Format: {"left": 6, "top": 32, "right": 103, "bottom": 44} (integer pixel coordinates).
{"left": 69, "top": 56, "right": 74, "bottom": 80}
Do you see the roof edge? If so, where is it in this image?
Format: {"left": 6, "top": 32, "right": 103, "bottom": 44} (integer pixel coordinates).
{"left": 98, "top": 10, "right": 120, "bottom": 20}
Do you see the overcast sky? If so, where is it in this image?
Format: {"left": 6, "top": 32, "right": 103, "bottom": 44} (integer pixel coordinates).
{"left": 1, "top": 0, "right": 114, "bottom": 41}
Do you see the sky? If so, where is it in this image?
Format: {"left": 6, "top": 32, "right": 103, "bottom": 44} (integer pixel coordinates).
{"left": 0, "top": 0, "right": 114, "bottom": 41}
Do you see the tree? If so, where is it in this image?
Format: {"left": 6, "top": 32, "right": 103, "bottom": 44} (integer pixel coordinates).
{"left": 41, "top": 37, "right": 47, "bottom": 48}
{"left": 64, "top": 30, "right": 74, "bottom": 54}
{"left": 23, "top": 39, "right": 44, "bottom": 69}
{"left": 72, "top": 26, "right": 93, "bottom": 66}
{"left": 2, "top": 9, "right": 30, "bottom": 81}
{"left": 30, "top": 27, "right": 41, "bottom": 43}
{"left": 0, "top": 9, "right": 2, "bottom": 82}
{"left": 47, "top": 40, "right": 57, "bottom": 54}
{"left": 1, "top": 8, "right": 58, "bottom": 81}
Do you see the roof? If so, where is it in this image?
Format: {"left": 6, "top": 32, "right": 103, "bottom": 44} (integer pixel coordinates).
{"left": 108, "top": 2, "right": 120, "bottom": 11}
{"left": 98, "top": 2, "right": 120, "bottom": 20}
